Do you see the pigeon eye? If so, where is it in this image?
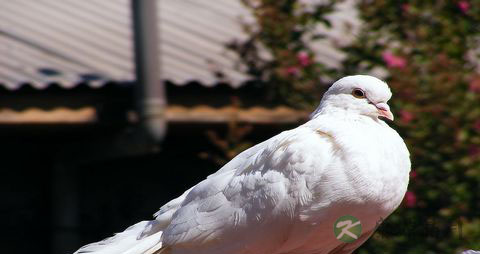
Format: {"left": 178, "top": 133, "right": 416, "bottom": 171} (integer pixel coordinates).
{"left": 352, "top": 89, "right": 365, "bottom": 99}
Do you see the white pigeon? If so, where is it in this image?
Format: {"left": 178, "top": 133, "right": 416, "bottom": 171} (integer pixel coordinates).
{"left": 74, "top": 75, "right": 411, "bottom": 254}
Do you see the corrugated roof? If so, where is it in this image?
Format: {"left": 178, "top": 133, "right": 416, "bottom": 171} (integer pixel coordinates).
{"left": 166, "top": 105, "right": 308, "bottom": 124}
{"left": 0, "top": 0, "right": 358, "bottom": 90}
{"left": 0, "top": 105, "right": 307, "bottom": 124}
{"left": 0, "top": 107, "right": 97, "bottom": 124}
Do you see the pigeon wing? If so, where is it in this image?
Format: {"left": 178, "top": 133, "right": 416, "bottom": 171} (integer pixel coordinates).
{"left": 149, "top": 136, "right": 278, "bottom": 231}
{"left": 160, "top": 127, "right": 336, "bottom": 254}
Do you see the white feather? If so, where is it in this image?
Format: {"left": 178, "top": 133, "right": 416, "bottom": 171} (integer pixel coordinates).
{"left": 74, "top": 221, "right": 158, "bottom": 254}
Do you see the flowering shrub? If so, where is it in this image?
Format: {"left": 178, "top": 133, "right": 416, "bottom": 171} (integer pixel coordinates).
{"left": 232, "top": 0, "right": 480, "bottom": 253}
{"left": 341, "top": 1, "right": 480, "bottom": 253}
{"left": 229, "top": 0, "right": 341, "bottom": 109}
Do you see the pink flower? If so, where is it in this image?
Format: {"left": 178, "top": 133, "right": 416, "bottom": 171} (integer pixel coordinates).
{"left": 404, "top": 191, "right": 417, "bottom": 208}
{"left": 474, "top": 120, "right": 480, "bottom": 132}
{"left": 382, "top": 51, "right": 407, "bottom": 69}
{"left": 297, "top": 51, "right": 311, "bottom": 67}
{"left": 469, "top": 145, "right": 480, "bottom": 158}
{"left": 469, "top": 78, "right": 480, "bottom": 93}
{"left": 399, "top": 110, "right": 415, "bottom": 124}
{"left": 458, "top": 1, "right": 470, "bottom": 13}
{"left": 401, "top": 3, "right": 410, "bottom": 13}
{"left": 285, "top": 66, "right": 300, "bottom": 76}
{"left": 410, "top": 171, "right": 418, "bottom": 180}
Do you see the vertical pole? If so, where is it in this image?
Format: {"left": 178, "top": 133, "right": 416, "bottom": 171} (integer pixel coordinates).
{"left": 51, "top": 162, "right": 79, "bottom": 254}
{"left": 132, "top": 0, "right": 166, "bottom": 142}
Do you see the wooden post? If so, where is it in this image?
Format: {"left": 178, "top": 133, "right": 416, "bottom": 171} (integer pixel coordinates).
{"left": 51, "top": 162, "right": 79, "bottom": 254}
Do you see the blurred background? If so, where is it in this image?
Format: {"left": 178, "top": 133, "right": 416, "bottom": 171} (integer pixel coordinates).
{"left": 0, "top": 0, "right": 479, "bottom": 253}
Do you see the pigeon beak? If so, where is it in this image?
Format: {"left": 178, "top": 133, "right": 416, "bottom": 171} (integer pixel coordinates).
{"left": 375, "top": 103, "right": 394, "bottom": 121}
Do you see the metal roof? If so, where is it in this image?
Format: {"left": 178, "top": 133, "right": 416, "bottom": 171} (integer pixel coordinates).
{"left": 0, "top": 105, "right": 307, "bottom": 124}
{"left": 0, "top": 0, "right": 358, "bottom": 90}
{"left": 166, "top": 105, "right": 308, "bottom": 124}
{"left": 0, "top": 107, "right": 97, "bottom": 124}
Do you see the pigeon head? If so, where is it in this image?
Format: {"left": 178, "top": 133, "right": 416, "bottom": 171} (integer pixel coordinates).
{"left": 312, "top": 75, "right": 394, "bottom": 121}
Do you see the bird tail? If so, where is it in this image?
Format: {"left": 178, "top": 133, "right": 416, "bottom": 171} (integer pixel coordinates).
{"left": 74, "top": 220, "right": 163, "bottom": 254}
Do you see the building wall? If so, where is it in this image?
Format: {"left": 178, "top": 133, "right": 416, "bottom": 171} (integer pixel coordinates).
{"left": 0, "top": 122, "right": 296, "bottom": 253}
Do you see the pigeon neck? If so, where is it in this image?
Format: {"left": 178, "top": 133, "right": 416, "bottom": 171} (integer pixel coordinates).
{"left": 313, "top": 91, "right": 386, "bottom": 122}
{"left": 311, "top": 100, "right": 379, "bottom": 123}
{"left": 311, "top": 96, "right": 354, "bottom": 118}
{"left": 315, "top": 106, "right": 363, "bottom": 120}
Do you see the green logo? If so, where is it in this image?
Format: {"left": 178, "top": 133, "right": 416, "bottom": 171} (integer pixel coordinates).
{"left": 333, "top": 215, "right": 362, "bottom": 243}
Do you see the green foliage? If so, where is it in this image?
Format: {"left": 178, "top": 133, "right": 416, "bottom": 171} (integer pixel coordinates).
{"left": 232, "top": 0, "right": 480, "bottom": 253}
{"left": 229, "top": 0, "right": 341, "bottom": 109}
{"left": 343, "top": 1, "right": 480, "bottom": 253}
